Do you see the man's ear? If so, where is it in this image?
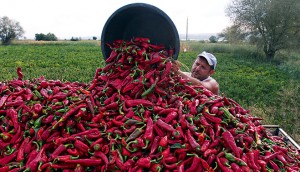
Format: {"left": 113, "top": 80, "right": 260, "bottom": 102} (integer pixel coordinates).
{"left": 209, "top": 70, "right": 215, "bottom": 75}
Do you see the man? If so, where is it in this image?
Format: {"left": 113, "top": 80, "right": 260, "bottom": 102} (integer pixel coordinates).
{"left": 172, "top": 51, "right": 220, "bottom": 95}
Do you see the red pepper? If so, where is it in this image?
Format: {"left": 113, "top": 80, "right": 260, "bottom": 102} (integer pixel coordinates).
{"left": 200, "top": 139, "right": 211, "bottom": 152}
{"left": 203, "top": 111, "right": 222, "bottom": 124}
{"left": 74, "top": 139, "right": 89, "bottom": 154}
{"left": 125, "top": 99, "right": 153, "bottom": 107}
{"left": 153, "top": 123, "right": 166, "bottom": 137}
{"left": 199, "top": 157, "right": 214, "bottom": 172}
{"left": 158, "top": 135, "right": 168, "bottom": 150}
{"left": 216, "top": 156, "right": 234, "bottom": 172}
{"left": 50, "top": 143, "right": 72, "bottom": 161}
{"left": 0, "top": 95, "right": 9, "bottom": 108}
{"left": 257, "top": 160, "right": 267, "bottom": 172}
{"left": 224, "top": 152, "right": 247, "bottom": 166}
{"left": 230, "top": 162, "right": 243, "bottom": 172}
{"left": 269, "top": 160, "right": 279, "bottom": 171}
{"left": 150, "top": 136, "right": 160, "bottom": 154}
{"left": 16, "top": 137, "right": 30, "bottom": 162}
{"left": 222, "top": 131, "right": 241, "bottom": 158}
{"left": 136, "top": 157, "right": 152, "bottom": 168}
{"left": 156, "top": 119, "right": 175, "bottom": 132}
{"left": 16, "top": 67, "right": 23, "bottom": 80}
{"left": 164, "top": 111, "right": 178, "bottom": 123}
{"left": 143, "top": 117, "right": 154, "bottom": 148}
{"left": 93, "top": 151, "right": 109, "bottom": 167}
{"left": 125, "top": 125, "right": 145, "bottom": 142}
{"left": 50, "top": 163, "right": 77, "bottom": 169}
{"left": 65, "top": 158, "right": 103, "bottom": 166}
{"left": 185, "top": 155, "right": 202, "bottom": 172}
{"left": 246, "top": 151, "right": 260, "bottom": 170}
{"left": 199, "top": 115, "right": 212, "bottom": 127}
{"left": 0, "top": 149, "right": 18, "bottom": 166}
{"left": 150, "top": 163, "right": 162, "bottom": 172}
{"left": 24, "top": 145, "right": 46, "bottom": 172}
{"left": 52, "top": 103, "right": 87, "bottom": 129}
{"left": 203, "top": 148, "right": 218, "bottom": 158}
{"left": 187, "top": 129, "right": 200, "bottom": 151}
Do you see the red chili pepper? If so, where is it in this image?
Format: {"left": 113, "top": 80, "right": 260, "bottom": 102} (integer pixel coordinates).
{"left": 203, "top": 111, "right": 222, "bottom": 124}
{"left": 199, "top": 115, "right": 212, "bottom": 127}
{"left": 17, "top": 67, "right": 23, "bottom": 80}
{"left": 216, "top": 156, "right": 234, "bottom": 172}
{"left": 150, "top": 136, "right": 160, "bottom": 154}
{"left": 136, "top": 157, "right": 152, "bottom": 168}
{"left": 50, "top": 143, "right": 72, "bottom": 161}
{"left": 200, "top": 139, "right": 210, "bottom": 152}
{"left": 143, "top": 117, "right": 154, "bottom": 148}
{"left": 224, "top": 152, "right": 247, "bottom": 166}
{"left": 65, "top": 158, "right": 103, "bottom": 166}
{"left": 222, "top": 131, "right": 241, "bottom": 158}
{"left": 0, "top": 149, "right": 18, "bottom": 166}
{"left": 269, "top": 160, "right": 279, "bottom": 171}
{"left": 52, "top": 103, "right": 87, "bottom": 130}
{"left": 198, "top": 156, "right": 214, "bottom": 172}
{"left": 261, "top": 151, "right": 280, "bottom": 161}
{"left": 156, "top": 119, "right": 175, "bottom": 132}
{"left": 246, "top": 151, "right": 260, "bottom": 170}
{"left": 230, "top": 162, "right": 243, "bottom": 172}
{"left": 93, "top": 151, "right": 108, "bottom": 167}
{"left": 74, "top": 139, "right": 89, "bottom": 154}
{"left": 257, "top": 160, "right": 267, "bottom": 172}
{"left": 0, "top": 95, "right": 9, "bottom": 108}
{"left": 185, "top": 155, "right": 202, "bottom": 172}
{"left": 164, "top": 111, "right": 178, "bottom": 123}
{"left": 187, "top": 129, "right": 200, "bottom": 151}
{"left": 125, "top": 99, "right": 153, "bottom": 107}
{"left": 125, "top": 125, "right": 145, "bottom": 142}
{"left": 24, "top": 145, "right": 46, "bottom": 172}
{"left": 203, "top": 148, "right": 218, "bottom": 158}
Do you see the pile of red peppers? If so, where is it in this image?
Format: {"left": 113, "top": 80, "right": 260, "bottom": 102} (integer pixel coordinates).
{"left": 0, "top": 37, "right": 300, "bottom": 172}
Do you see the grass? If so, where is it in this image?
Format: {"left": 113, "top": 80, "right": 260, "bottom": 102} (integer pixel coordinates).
{"left": 1, "top": 40, "right": 299, "bottom": 143}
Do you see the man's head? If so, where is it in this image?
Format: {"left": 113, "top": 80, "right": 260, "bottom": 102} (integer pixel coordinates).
{"left": 191, "top": 51, "right": 217, "bottom": 80}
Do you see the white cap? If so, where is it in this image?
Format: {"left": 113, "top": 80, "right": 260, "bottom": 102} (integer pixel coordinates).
{"left": 198, "top": 51, "right": 217, "bottom": 70}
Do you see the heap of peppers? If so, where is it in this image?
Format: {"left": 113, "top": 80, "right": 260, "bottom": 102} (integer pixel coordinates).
{"left": 0, "top": 37, "right": 300, "bottom": 172}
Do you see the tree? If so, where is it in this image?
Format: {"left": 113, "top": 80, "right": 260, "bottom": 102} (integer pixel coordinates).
{"left": 219, "top": 25, "right": 248, "bottom": 43}
{"left": 0, "top": 16, "right": 24, "bottom": 45}
{"left": 92, "top": 36, "right": 97, "bottom": 40}
{"left": 35, "top": 33, "right": 57, "bottom": 41}
{"left": 209, "top": 35, "right": 217, "bottom": 43}
{"left": 226, "top": 0, "right": 300, "bottom": 60}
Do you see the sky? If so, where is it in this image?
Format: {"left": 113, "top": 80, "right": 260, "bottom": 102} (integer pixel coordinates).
{"left": 1, "top": 0, "right": 233, "bottom": 40}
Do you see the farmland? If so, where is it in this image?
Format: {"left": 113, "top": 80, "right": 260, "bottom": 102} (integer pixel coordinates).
{"left": 0, "top": 40, "right": 299, "bottom": 143}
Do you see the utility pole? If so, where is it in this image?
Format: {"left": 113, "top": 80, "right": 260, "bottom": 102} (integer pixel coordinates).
{"left": 185, "top": 17, "right": 188, "bottom": 41}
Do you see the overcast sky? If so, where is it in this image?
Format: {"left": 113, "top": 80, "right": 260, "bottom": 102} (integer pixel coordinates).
{"left": 1, "top": 0, "right": 233, "bottom": 39}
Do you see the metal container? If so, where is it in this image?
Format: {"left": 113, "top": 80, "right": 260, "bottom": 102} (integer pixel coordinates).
{"left": 263, "top": 125, "right": 300, "bottom": 150}
{"left": 101, "top": 3, "right": 180, "bottom": 60}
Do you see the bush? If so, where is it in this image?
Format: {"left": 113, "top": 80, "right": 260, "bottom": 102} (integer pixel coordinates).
{"left": 35, "top": 33, "right": 57, "bottom": 41}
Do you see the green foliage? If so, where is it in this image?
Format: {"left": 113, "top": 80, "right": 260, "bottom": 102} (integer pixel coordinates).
{"left": 35, "top": 33, "right": 58, "bottom": 41}
{"left": 209, "top": 35, "right": 217, "bottom": 43}
{"left": 0, "top": 16, "right": 24, "bottom": 45}
{"left": 70, "top": 37, "right": 81, "bottom": 41}
{"left": 226, "top": 0, "right": 300, "bottom": 60}
{"left": 0, "top": 41, "right": 104, "bottom": 83}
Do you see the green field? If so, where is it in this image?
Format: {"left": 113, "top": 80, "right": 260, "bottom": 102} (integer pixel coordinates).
{"left": 1, "top": 40, "right": 299, "bottom": 143}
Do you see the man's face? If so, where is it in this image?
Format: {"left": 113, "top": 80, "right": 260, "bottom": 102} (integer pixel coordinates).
{"left": 191, "top": 57, "right": 214, "bottom": 80}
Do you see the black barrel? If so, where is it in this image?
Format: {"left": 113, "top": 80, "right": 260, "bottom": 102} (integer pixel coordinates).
{"left": 101, "top": 3, "right": 180, "bottom": 60}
